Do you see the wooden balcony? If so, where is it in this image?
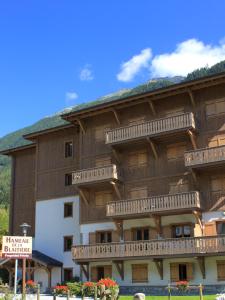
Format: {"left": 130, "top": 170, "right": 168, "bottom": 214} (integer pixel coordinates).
{"left": 185, "top": 145, "right": 225, "bottom": 168}
{"left": 72, "top": 235, "right": 225, "bottom": 262}
{"left": 105, "top": 112, "right": 195, "bottom": 145}
{"left": 106, "top": 191, "right": 201, "bottom": 218}
{"left": 72, "top": 164, "right": 121, "bottom": 186}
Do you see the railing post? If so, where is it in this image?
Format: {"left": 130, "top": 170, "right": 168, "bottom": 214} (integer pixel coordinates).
{"left": 199, "top": 283, "right": 203, "bottom": 300}
{"left": 168, "top": 283, "right": 171, "bottom": 300}
{"left": 37, "top": 284, "right": 40, "bottom": 300}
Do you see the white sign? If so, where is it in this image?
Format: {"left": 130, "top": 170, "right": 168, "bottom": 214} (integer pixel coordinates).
{"left": 2, "top": 236, "right": 32, "bottom": 259}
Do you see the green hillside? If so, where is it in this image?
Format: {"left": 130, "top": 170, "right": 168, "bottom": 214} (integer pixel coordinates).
{"left": 0, "top": 60, "right": 225, "bottom": 211}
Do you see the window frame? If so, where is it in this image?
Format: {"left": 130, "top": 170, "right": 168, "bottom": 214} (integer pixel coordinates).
{"left": 132, "top": 264, "right": 148, "bottom": 283}
{"left": 96, "top": 230, "right": 112, "bottom": 243}
{"left": 65, "top": 173, "right": 72, "bottom": 186}
{"left": 63, "top": 236, "right": 73, "bottom": 252}
{"left": 64, "top": 141, "right": 73, "bottom": 158}
{"left": 64, "top": 202, "right": 73, "bottom": 218}
{"left": 172, "top": 223, "right": 193, "bottom": 238}
{"left": 132, "top": 227, "right": 150, "bottom": 241}
{"left": 64, "top": 268, "right": 73, "bottom": 282}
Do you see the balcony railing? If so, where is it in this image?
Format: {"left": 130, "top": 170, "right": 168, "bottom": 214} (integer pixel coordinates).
{"left": 105, "top": 112, "right": 195, "bottom": 145}
{"left": 185, "top": 145, "right": 225, "bottom": 168}
{"left": 72, "top": 164, "right": 121, "bottom": 185}
{"left": 106, "top": 191, "right": 201, "bottom": 218}
{"left": 72, "top": 235, "right": 225, "bottom": 261}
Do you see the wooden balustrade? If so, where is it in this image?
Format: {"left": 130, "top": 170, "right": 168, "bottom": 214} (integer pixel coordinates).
{"left": 106, "top": 191, "right": 201, "bottom": 217}
{"left": 72, "top": 164, "right": 121, "bottom": 185}
{"left": 72, "top": 235, "right": 225, "bottom": 261}
{"left": 185, "top": 145, "right": 225, "bottom": 168}
{"left": 105, "top": 112, "right": 195, "bottom": 145}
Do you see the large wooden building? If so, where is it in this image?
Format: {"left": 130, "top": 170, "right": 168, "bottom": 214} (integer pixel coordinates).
{"left": 2, "top": 72, "right": 225, "bottom": 293}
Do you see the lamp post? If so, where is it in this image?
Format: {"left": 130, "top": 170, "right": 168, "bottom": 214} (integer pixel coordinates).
{"left": 20, "top": 223, "right": 31, "bottom": 300}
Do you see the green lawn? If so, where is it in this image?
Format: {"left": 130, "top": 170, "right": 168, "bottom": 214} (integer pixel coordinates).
{"left": 120, "top": 296, "right": 217, "bottom": 300}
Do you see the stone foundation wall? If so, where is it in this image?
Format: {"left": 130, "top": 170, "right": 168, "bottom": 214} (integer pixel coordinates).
{"left": 120, "top": 285, "right": 225, "bottom": 295}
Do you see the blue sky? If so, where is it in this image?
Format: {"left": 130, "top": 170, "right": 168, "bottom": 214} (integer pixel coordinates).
{"left": 0, "top": 0, "right": 225, "bottom": 137}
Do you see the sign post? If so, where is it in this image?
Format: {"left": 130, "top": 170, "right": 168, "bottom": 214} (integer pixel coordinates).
{"left": 14, "top": 259, "right": 18, "bottom": 296}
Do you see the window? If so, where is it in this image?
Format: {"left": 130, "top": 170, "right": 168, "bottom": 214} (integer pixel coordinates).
{"left": 91, "top": 266, "right": 112, "bottom": 281}
{"left": 133, "top": 228, "right": 149, "bottom": 241}
{"left": 172, "top": 225, "right": 191, "bottom": 238}
{"left": 128, "top": 150, "right": 148, "bottom": 167}
{"left": 129, "top": 186, "right": 148, "bottom": 199}
{"left": 206, "top": 98, "right": 225, "bottom": 117}
{"left": 65, "top": 141, "right": 73, "bottom": 158}
{"left": 64, "top": 202, "right": 73, "bottom": 218}
{"left": 132, "top": 264, "right": 148, "bottom": 283}
{"left": 95, "top": 156, "right": 111, "bottom": 167}
{"left": 64, "top": 268, "right": 73, "bottom": 282}
{"left": 64, "top": 236, "right": 73, "bottom": 251}
{"left": 170, "top": 263, "right": 193, "bottom": 282}
{"left": 167, "top": 143, "right": 186, "bottom": 161}
{"left": 169, "top": 179, "right": 189, "bottom": 194}
{"left": 65, "top": 173, "right": 72, "bottom": 186}
{"left": 96, "top": 231, "right": 112, "bottom": 243}
{"left": 217, "top": 261, "right": 225, "bottom": 280}
{"left": 95, "top": 191, "right": 112, "bottom": 206}
{"left": 217, "top": 222, "right": 225, "bottom": 235}
{"left": 208, "top": 135, "right": 225, "bottom": 147}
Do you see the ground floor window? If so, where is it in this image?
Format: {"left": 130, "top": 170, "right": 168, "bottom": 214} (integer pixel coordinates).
{"left": 217, "top": 261, "right": 225, "bottom": 281}
{"left": 170, "top": 263, "right": 193, "bottom": 282}
{"left": 91, "top": 265, "right": 112, "bottom": 281}
{"left": 64, "top": 268, "right": 73, "bottom": 282}
{"left": 132, "top": 264, "right": 148, "bottom": 283}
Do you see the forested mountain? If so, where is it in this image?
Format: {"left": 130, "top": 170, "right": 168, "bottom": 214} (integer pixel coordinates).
{"left": 0, "top": 60, "right": 225, "bottom": 211}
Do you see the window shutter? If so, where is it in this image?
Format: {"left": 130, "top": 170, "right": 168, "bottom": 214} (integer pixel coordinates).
{"left": 91, "top": 267, "right": 98, "bottom": 282}
{"left": 217, "top": 261, "right": 225, "bottom": 281}
{"left": 132, "top": 264, "right": 148, "bottom": 282}
{"left": 163, "top": 226, "right": 172, "bottom": 238}
{"left": 104, "top": 265, "right": 112, "bottom": 278}
{"left": 186, "top": 263, "right": 193, "bottom": 281}
{"left": 89, "top": 232, "right": 96, "bottom": 244}
{"left": 204, "top": 222, "right": 217, "bottom": 236}
{"left": 124, "top": 229, "right": 132, "bottom": 241}
{"left": 170, "top": 263, "right": 179, "bottom": 282}
{"left": 112, "top": 231, "right": 120, "bottom": 242}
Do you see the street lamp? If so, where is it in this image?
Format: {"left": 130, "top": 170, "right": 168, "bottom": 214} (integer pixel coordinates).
{"left": 20, "top": 223, "right": 31, "bottom": 236}
{"left": 20, "top": 223, "right": 31, "bottom": 300}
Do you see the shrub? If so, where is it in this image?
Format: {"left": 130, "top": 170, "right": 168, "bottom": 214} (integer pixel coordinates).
{"left": 66, "top": 282, "right": 82, "bottom": 296}
{"left": 54, "top": 285, "right": 68, "bottom": 295}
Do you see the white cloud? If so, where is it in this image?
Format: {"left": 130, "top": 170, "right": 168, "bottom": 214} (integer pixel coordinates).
{"left": 117, "top": 48, "right": 152, "bottom": 82}
{"left": 65, "top": 92, "right": 78, "bottom": 105}
{"left": 79, "top": 64, "right": 94, "bottom": 81}
{"left": 151, "top": 39, "right": 225, "bottom": 77}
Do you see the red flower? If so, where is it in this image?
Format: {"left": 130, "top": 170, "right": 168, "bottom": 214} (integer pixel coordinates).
{"left": 84, "top": 282, "right": 95, "bottom": 287}
{"left": 97, "top": 278, "right": 117, "bottom": 288}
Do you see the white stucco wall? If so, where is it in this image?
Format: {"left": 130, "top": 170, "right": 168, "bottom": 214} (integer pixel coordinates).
{"left": 34, "top": 195, "right": 80, "bottom": 285}
{"left": 90, "top": 256, "right": 225, "bottom": 286}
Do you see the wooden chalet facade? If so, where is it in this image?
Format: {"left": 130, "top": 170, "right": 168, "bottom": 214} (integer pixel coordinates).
{"left": 2, "top": 72, "right": 225, "bottom": 293}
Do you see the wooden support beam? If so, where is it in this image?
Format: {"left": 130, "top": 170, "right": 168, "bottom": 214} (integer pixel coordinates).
{"left": 114, "top": 220, "right": 123, "bottom": 240}
{"left": 147, "top": 138, "right": 158, "bottom": 160}
{"left": 110, "top": 181, "right": 122, "bottom": 200}
{"left": 111, "top": 109, "right": 121, "bottom": 125}
{"left": 76, "top": 118, "right": 86, "bottom": 134}
{"left": 153, "top": 215, "right": 162, "bottom": 236}
{"left": 188, "top": 89, "right": 196, "bottom": 107}
{"left": 187, "top": 130, "right": 197, "bottom": 150}
{"left": 78, "top": 188, "right": 89, "bottom": 206}
{"left": 148, "top": 100, "right": 156, "bottom": 116}
{"left": 80, "top": 263, "right": 89, "bottom": 281}
{"left": 153, "top": 259, "right": 163, "bottom": 280}
{"left": 197, "top": 256, "right": 205, "bottom": 279}
{"left": 113, "top": 261, "right": 124, "bottom": 280}
{"left": 191, "top": 169, "right": 198, "bottom": 189}
{"left": 112, "top": 148, "right": 121, "bottom": 164}
{"left": 193, "top": 210, "right": 203, "bottom": 234}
